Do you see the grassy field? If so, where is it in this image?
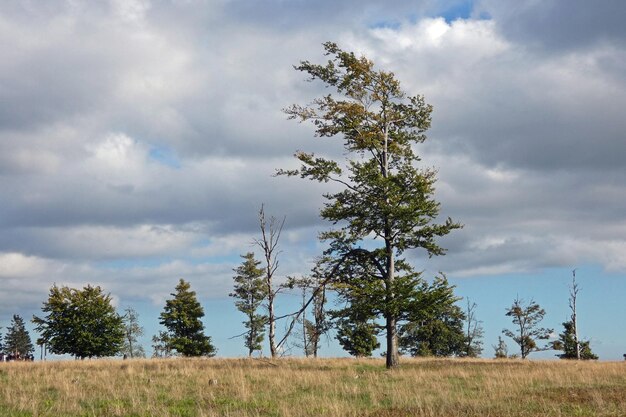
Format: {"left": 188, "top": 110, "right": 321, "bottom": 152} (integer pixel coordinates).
{"left": 1, "top": 357, "right": 625, "bottom": 416}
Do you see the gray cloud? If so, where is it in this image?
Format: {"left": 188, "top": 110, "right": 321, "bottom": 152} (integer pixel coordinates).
{"left": 476, "top": 0, "right": 626, "bottom": 53}
{"left": 0, "top": 0, "right": 625, "bottom": 316}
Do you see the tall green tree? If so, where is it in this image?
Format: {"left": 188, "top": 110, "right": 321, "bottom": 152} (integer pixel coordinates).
{"left": 502, "top": 297, "right": 552, "bottom": 359}
{"left": 399, "top": 276, "right": 466, "bottom": 357}
{"left": 230, "top": 252, "right": 268, "bottom": 356}
{"left": 4, "top": 314, "right": 34, "bottom": 358}
{"left": 122, "top": 307, "right": 145, "bottom": 358}
{"left": 32, "top": 285, "right": 125, "bottom": 359}
{"left": 159, "top": 279, "right": 216, "bottom": 357}
{"left": 282, "top": 42, "right": 461, "bottom": 368}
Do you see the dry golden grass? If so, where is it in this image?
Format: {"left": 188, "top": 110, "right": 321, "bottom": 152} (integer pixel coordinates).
{"left": 0, "top": 357, "right": 625, "bottom": 416}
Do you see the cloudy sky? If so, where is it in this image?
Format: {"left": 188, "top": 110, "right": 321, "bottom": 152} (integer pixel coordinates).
{"left": 1, "top": 0, "right": 625, "bottom": 359}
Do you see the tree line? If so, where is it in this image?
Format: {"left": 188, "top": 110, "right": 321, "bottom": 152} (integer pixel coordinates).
{"left": 1, "top": 43, "right": 600, "bottom": 365}
{"left": 0, "top": 267, "right": 596, "bottom": 362}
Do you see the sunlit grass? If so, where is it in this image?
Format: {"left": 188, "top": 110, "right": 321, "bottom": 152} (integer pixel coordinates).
{"left": 0, "top": 357, "right": 625, "bottom": 416}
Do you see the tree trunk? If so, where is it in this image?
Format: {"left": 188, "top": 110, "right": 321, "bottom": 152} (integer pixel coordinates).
{"left": 382, "top": 122, "right": 399, "bottom": 369}
{"left": 248, "top": 310, "right": 254, "bottom": 357}
{"left": 268, "top": 288, "right": 277, "bottom": 357}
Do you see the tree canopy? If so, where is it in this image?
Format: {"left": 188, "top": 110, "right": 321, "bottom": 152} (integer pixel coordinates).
{"left": 32, "top": 285, "right": 125, "bottom": 359}
{"left": 283, "top": 42, "right": 461, "bottom": 368}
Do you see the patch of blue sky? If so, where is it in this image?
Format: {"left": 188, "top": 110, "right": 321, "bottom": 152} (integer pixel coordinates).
{"left": 449, "top": 264, "right": 626, "bottom": 360}
{"left": 148, "top": 145, "right": 181, "bottom": 169}
{"left": 436, "top": 0, "right": 475, "bottom": 23}
{"left": 368, "top": 1, "right": 488, "bottom": 32}
{"left": 368, "top": 19, "right": 402, "bottom": 30}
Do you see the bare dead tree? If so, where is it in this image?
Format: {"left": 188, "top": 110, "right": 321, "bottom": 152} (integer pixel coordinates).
{"left": 570, "top": 269, "right": 581, "bottom": 360}
{"left": 254, "top": 205, "right": 285, "bottom": 358}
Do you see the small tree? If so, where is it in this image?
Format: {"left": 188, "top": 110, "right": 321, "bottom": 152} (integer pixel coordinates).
{"left": 336, "top": 317, "right": 380, "bottom": 357}
{"left": 4, "top": 315, "right": 34, "bottom": 358}
{"left": 151, "top": 331, "right": 174, "bottom": 358}
{"left": 159, "top": 279, "right": 216, "bottom": 357}
{"left": 33, "top": 285, "right": 125, "bottom": 359}
{"left": 493, "top": 336, "right": 508, "bottom": 359}
{"left": 230, "top": 252, "right": 268, "bottom": 356}
{"left": 461, "top": 299, "right": 484, "bottom": 358}
{"left": 290, "top": 261, "right": 330, "bottom": 358}
{"left": 122, "top": 307, "right": 145, "bottom": 358}
{"left": 399, "top": 276, "right": 466, "bottom": 357}
{"left": 552, "top": 321, "right": 597, "bottom": 360}
{"left": 502, "top": 297, "right": 552, "bottom": 359}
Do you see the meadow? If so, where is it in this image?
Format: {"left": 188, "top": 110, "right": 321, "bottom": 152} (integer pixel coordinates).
{"left": 1, "top": 357, "right": 625, "bottom": 416}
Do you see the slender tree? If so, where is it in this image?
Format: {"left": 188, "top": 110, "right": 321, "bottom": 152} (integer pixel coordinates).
{"left": 254, "top": 205, "right": 286, "bottom": 358}
{"left": 159, "top": 279, "right": 216, "bottom": 357}
{"left": 290, "top": 262, "right": 330, "bottom": 358}
{"left": 151, "top": 331, "right": 174, "bottom": 358}
{"left": 33, "top": 285, "right": 125, "bottom": 359}
{"left": 502, "top": 296, "right": 552, "bottom": 359}
{"left": 550, "top": 269, "right": 597, "bottom": 359}
{"left": 461, "top": 299, "right": 484, "bottom": 358}
{"left": 4, "top": 314, "right": 34, "bottom": 358}
{"left": 231, "top": 252, "right": 268, "bottom": 356}
{"left": 493, "top": 336, "right": 508, "bottom": 359}
{"left": 282, "top": 42, "right": 461, "bottom": 368}
{"left": 569, "top": 269, "right": 582, "bottom": 359}
{"left": 122, "top": 307, "right": 145, "bottom": 358}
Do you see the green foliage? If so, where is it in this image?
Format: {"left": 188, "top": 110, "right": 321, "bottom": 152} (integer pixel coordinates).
{"left": 399, "top": 276, "right": 466, "bottom": 357}
{"left": 551, "top": 321, "right": 598, "bottom": 360}
{"left": 32, "top": 285, "right": 125, "bottom": 359}
{"left": 502, "top": 297, "right": 552, "bottom": 359}
{"left": 230, "top": 253, "right": 268, "bottom": 356}
{"left": 332, "top": 270, "right": 381, "bottom": 357}
{"left": 122, "top": 307, "right": 145, "bottom": 358}
{"left": 159, "top": 279, "right": 216, "bottom": 357}
{"left": 4, "top": 314, "right": 34, "bottom": 357}
{"left": 335, "top": 318, "right": 380, "bottom": 358}
{"left": 283, "top": 42, "right": 461, "bottom": 367}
